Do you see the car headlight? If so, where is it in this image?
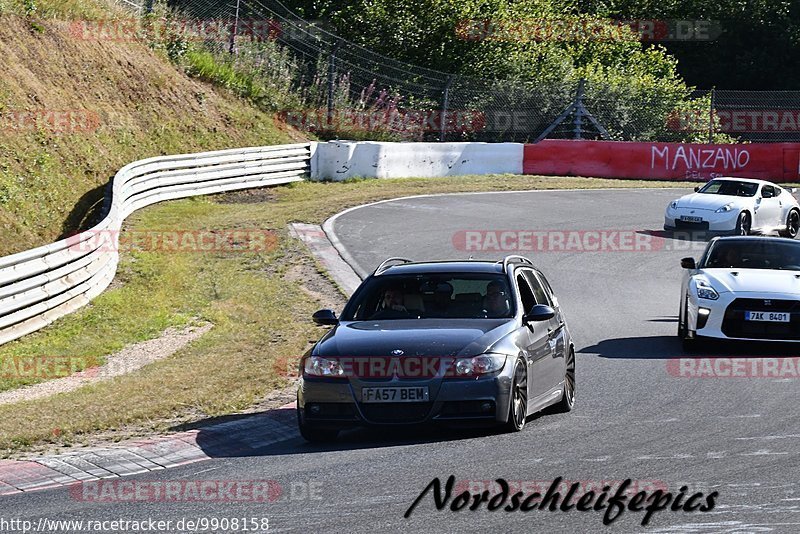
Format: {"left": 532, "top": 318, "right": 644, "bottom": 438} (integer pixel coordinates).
{"left": 695, "top": 280, "right": 719, "bottom": 300}
{"left": 452, "top": 354, "right": 506, "bottom": 377}
{"left": 669, "top": 201, "right": 678, "bottom": 210}
{"left": 715, "top": 203, "right": 734, "bottom": 213}
{"left": 304, "top": 356, "right": 345, "bottom": 377}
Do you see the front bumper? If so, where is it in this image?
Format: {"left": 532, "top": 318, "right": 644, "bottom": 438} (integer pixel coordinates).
{"left": 664, "top": 208, "right": 740, "bottom": 233}
{"left": 297, "top": 371, "right": 513, "bottom": 428}
{"left": 687, "top": 292, "right": 800, "bottom": 342}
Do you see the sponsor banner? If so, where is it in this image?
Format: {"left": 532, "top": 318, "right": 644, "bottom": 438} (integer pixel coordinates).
{"left": 523, "top": 140, "right": 800, "bottom": 182}
{"left": 667, "top": 357, "right": 800, "bottom": 378}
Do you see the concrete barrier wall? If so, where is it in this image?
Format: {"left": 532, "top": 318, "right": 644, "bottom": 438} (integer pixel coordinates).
{"left": 312, "top": 141, "right": 524, "bottom": 180}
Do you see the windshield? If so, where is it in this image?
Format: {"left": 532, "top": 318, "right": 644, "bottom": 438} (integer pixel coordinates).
{"left": 697, "top": 180, "right": 759, "bottom": 197}
{"left": 702, "top": 240, "right": 800, "bottom": 270}
{"left": 341, "top": 273, "right": 515, "bottom": 320}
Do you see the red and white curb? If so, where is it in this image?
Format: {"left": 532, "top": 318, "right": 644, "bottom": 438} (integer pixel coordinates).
{"left": 0, "top": 402, "right": 298, "bottom": 496}
{"left": 289, "top": 223, "right": 361, "bottom": 296}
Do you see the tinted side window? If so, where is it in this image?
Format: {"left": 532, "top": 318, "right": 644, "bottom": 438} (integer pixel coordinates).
{"left": 762, "top": 185, "right": 775, "bottom": 198}
{"left": 535, "top": 271, "right": 556, "bottom": 306}
{"left": 516, "top": 273, "right": 536, "bottom": 313}
{"left": 523, "top": 270, "right": 551, "bottom": 306}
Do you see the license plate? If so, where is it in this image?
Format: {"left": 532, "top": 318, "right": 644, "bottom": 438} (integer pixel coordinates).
{"left": 680, "top": 215, "right": 703, "bottom": 223}
{"left": 361, "top": 387, "right": 429, "bottom": 403}
{"left": 745, "top": 311, "right": 790, "bottom": 322}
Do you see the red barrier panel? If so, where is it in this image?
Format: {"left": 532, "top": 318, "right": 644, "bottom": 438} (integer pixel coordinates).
{"left": 523, "top": 140, "right": 800, "bottom": 182}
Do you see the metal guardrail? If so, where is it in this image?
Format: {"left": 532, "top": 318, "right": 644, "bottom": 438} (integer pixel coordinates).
{"left": 0, "top": 143, "right": 311, "bottom": 346}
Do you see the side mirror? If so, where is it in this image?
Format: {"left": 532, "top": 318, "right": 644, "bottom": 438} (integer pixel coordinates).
{"left": 789, "top": 187, "right": 797, "bottom": 194}
{"left": 523, "top": 304, "right": 555, "bottom": 323}
{"left": 312, "top": 309, "right": 338, "bottom": 326}
{"left": 694, "top": 186, "right": 700, "bottom": 192}
{"left": 681, "top": 257, "right": 697, "bottom": 269}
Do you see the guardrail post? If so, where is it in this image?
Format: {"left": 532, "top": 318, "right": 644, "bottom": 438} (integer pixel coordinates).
{"left": 326, "top": 40, "right": 341, "bottom": 132}
{"left": 709, "top": 88, "right": 716, "bottom": 144}
{"left": 440, "top": 76, "right": 454, "bottom": 142}
{"left": 228, "top": 0, "right": 242, "bottom": 55}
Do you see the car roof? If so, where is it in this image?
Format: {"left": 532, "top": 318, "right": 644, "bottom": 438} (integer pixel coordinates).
{"left": 378, "top": 260, "right": 509, "bottom": 276}
{"left": 711, "top": 236, "right": 799, "bottom": 245}
{"left": 711, "top": 177, "right": 772, "bottom": 185}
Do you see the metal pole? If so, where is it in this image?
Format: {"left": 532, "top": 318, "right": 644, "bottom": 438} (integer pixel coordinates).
{"left": 326, "top": 41, "right": 340, "bottom": 131}
{"left": 440, "top": 76, "right": 454, "bottom": 142}
{"left": 573, "top": 79, "right": 585, "bottom": 140}
{"left": 708, "top": 88, "right": 716, "bottom": 144}
{"left": 228, "top": 0, "right": 242, "bottom": 55}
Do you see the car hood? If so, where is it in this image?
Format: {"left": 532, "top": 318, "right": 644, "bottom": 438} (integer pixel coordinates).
{"left": 702, "top": 269, "right": 800, "bottom": 295}
{"left": 314, "top": 319, "right": 517, "bottom": 358}
{"left": 675, "top": 193, "right": 745, "bottom": 210}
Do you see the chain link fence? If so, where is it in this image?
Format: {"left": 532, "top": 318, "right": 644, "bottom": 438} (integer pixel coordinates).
{"left": 115, "top": 0, "right": 800, "bottom": 144}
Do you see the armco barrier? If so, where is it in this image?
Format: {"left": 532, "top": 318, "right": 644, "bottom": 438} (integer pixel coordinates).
{"left": 523, "top": 140, "right": 800, "bottom": 182}
{"left": 0, "top": 143, "right": 311, "bottom": 346}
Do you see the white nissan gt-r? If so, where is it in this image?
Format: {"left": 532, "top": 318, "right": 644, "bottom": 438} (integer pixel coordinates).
{"left": 678, "top": 236, "right": 800, "bottom": 347}
{"left": 664, "top": 177, "right": 800, "bottom": 238}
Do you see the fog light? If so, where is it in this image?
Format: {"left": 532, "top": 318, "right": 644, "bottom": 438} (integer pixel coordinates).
{"left": 480, "top": 402, "right": 493, "bottom": 413}
{"left": 697, "top": 307, "right": 711, "bottom": 329}
{"left": 308, "top": 404, "right": 321, "bottom": 415}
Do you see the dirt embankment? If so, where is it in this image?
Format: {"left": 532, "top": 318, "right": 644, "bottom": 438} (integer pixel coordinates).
{"left": 0, "top": 13, "right": 304, "bottom": 256}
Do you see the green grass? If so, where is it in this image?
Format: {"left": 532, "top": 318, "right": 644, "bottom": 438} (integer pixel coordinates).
{"left": 0, "top": 174, "right": 697, "bottom": 455}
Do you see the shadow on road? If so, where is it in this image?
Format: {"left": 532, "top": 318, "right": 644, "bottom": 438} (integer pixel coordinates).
{"left": 178, "top": 404, "right": 557, "bottom": 459}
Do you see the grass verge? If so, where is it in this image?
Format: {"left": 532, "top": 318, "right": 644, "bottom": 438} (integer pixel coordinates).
{"left": 0, "top": 175, "right": 695, "bottom": 456}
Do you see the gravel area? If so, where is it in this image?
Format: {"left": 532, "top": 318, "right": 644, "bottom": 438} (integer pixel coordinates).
{"left": 0, "top": 322, "right": 213, "bottom": 406}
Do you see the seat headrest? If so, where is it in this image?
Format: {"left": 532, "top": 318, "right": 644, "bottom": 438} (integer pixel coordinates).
{"left": 404, "top": 293, "right": 425, "bottom": 311}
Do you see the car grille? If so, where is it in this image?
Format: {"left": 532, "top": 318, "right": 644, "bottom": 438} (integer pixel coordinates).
{"left": 359, "top": 402, "right": 432, "bottom": 423}
{"left": 722, "top": 298, "right": 800, "bottom": 340}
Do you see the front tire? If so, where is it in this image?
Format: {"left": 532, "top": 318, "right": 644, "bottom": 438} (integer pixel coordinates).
{"left": 505, "top": 358, "right": 528, "bottom": 432}
{"left": 553, "top": 348, "right": 576, "bottom": 413}
{"left": 779, "top": 209, "right": 800, "bottom": 238}
{"left": 735, "top": 212, "right": 751, "bottom": 236}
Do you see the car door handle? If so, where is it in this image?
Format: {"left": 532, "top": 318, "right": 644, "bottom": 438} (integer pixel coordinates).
{"left": 547, "top": 322, "right": 565, "bottom": 337}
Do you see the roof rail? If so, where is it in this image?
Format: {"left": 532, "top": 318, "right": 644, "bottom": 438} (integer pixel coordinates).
{"left": 374, "top": 257, "right": 413, "bottom": 275}
{"left": 499, "top": 255, "right": 533, "bottom": 273}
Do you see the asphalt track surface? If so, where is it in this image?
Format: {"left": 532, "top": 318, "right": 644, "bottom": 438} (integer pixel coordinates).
{"left": 2, "top": 188, "right": 799, "bottom": 534}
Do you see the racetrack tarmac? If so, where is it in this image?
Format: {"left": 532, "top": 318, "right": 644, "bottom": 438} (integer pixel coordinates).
{"left": 2, "top": 188, "right": 799, "bottom": 534}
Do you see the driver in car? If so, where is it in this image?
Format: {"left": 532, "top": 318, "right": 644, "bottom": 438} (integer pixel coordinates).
{"left": 369, "top": 287, "right": 409, "bottom": 319}
{"left": 483, "top": 280, "right": 511, "bottom": 317}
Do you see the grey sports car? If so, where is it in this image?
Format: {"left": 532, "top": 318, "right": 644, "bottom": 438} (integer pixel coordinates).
{"left": 297, "top": 255, "right": 576, "bottom": 442}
